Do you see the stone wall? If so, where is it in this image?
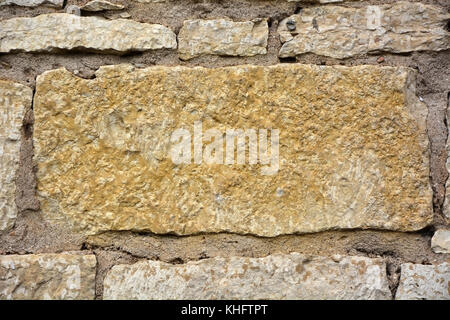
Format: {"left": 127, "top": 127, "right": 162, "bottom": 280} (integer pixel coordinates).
{"left": 0, "top": 0, "right": 449, "bottom": 300}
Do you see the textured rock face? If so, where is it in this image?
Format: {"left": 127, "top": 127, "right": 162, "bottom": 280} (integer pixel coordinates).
{"left": 33, "top": 64, "right": 432, "bottom": 237}
{"left": 0, "top": 254, "right": 96, "bottom": 300}
{"left": 0, "top": 81, "right": 32, "bottom": 231}
{"left": 34, "top": 64, "right": 432, "bottom": 236}
{"left": 103, "top": 253, "right": 391, "bottom": 299}
{"left": 178, "top": 19, "right": 268, "bottom": 60}
{"left": 81, "top": 0, "right": 125, "bottom": 11}
{"left": 0, "top": 0, "right": 63, "bottom": 7}
{"left": 278, "top": 2, "right": 450, "bottom": 59}
{"left": 396, "top": 263, "right": 450, "bottom": 300}
{"left": 431, "top": 230, "right": 450, "bottom": 254}
{"left": 0, "top": 13, "right": 177, "bottom": 54}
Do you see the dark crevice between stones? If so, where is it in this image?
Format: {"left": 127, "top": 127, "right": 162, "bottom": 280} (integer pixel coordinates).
{"left": 279, "top": 56, "right": 297, "bottom": 63}
{"left": 386, "top": 261, "right": 401, "bottom": 299}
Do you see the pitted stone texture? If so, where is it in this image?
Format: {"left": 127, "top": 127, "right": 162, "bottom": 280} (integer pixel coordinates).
{"left": 431, "top": 230, "right": 450, "bottom": 254}
{"left": 0, "top": 81, "right": 32, "bottom": 231}
{"left": 0, "top": 253, "right": 96, "bottom": 300}
{"left": 81, "top": 0, "right": 124, "bottom": 11}
{"left": 34, "top": 64, "right": 431, "bottom": 237}
{"left": 0, "top": 0, "right": 63, "bottom": 7}
{"left": 278, "top": 2, "right": 450, "bottom": 59}
{"left": 104, "top": 253, "right": 391, "bottom": 299}
{"left": 396, "top": 263, "right": 450, "bottom": 300}
{"left": 0, "top": 13, "right": 177, "bottom": 54}
{"left": 178, "top": 19, "right": 268, "bottom": 60}
{"left": 445, "top": 99, "right": 450, "bottom": 220}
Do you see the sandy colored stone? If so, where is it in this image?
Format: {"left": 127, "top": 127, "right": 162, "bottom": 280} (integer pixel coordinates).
{"left": 81, "top": 0, "right": 124, "bottom": 11}
{"left": 0, "top": 13, "right": 177, "bottom": 54}
{"left": 0, "top": 253, "right": 96, "bottom": 300}
{"left": 278, "top": 2, "right": 450, "bottom": 59}
{"left": 0, "top": 0, "right": 63, "bottom": 7}
{"left": 0, "top": 81, "right": 32, "bottom": 232}
{"left": 34, "top": 64, "right": 431, "bottom": 237}
{"left": 431, "top": 230, "right": 450, "bottom": 254}
{"left": 396, "top": 263, "right": 450, "bottom": 300}
{"left": 103, "top": 253, "right": 391, "bottom": 299}
{"left": 178, "top": 19, "right": 268, "bottom": 60}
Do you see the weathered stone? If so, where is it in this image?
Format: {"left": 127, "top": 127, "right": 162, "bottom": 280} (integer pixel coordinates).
{"left": 81, "top": 0, "right": 124, "bottom": 11}
{"left": 288, "top": 0, "right": 343, "bottom": 2}
{"left": 0, "top": 253, "right": 96, "bottom": 300}
{"left": 34, "top": 64, "right": 432, "bottom": 237}
{"left": 104, "top": 253, "right": 391, "bottom": 299}
{"left": 0, "top": 13, "right": 177, "bottom": 54}
{"left": 445, "top": 98, "right": 450, "bottom": 220}
{"left": 278, "top": 2, "right": 450, "bottom": 59}
{"left": 0, "top": 0, "right": 63, "bottom": 7}
{"left": 431, "top": 230, "right": 450, "bottom": 254}
{"left": 396, "top": 263, "right": 450, "bottom": 300}
{"left": 178, "top": 19, "right": 268, "bottom": 60}
{"left": 0, "top": 81, "right": 32, "bottom": 232}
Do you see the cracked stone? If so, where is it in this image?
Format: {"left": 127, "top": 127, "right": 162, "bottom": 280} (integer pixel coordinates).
{"left": 278, "top": 2, "right": 450, "bottom": 59}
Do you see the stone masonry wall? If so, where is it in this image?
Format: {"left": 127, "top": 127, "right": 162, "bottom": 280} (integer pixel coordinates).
{"left": 0, "top": 0, "right": 449, "bottom": 300}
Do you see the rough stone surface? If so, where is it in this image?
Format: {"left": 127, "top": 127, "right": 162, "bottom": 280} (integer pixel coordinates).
{"left": 178, "top": 19, "right": 268, "bottom": 60}
{"left": 33, "top": 64, "right": 432, "bottom": 237}
{"left": 0, "top": 253, "right": 96, "bottom": 300}
{"left": 81, "top": 0, "right": 125, "bottom": 11}
{"left": 396, "top": 263, "right": 450, "bottom": 300}
{"left": 444, "top": 94, "right": 450, "bottom": 220}
{"left": 278, "top": 2, "right": 450, "bottom": 59}
{"left": 0, "top": 81, "right": 32, "bottom": 231}
{"left": 0, "top": 0, "right": 63, "bottom": 7}
{"left": 431, "top": 230, "right": 450, "bottom": 254}
{"left": 0, "top": 13, "right": 177, "bottom": 54}
{"left": 103, "top": 253, "right": 391, "bottom": 299}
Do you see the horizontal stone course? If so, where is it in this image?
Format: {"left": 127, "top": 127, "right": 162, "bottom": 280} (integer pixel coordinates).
{"left": 0, "top": 80, "right": 32, "bottom": 231}
{"left": 278, "top": 2, "right": 450, "bottom": 59}
{"left": 103, "top": 253, "right": 392, "bottom": 299}
{"left": 396, "top": 263, "right": 450, "bottom": 300}
{"left": 0, "top": 13, "right": 177, "bottom": 54}
{"left": 33, "top": 63, "right": 432, "bottom": 236}
{"left": 178, "top": 19, "right": 268, "bottom": 60}
{"left": 0, "top": 253, "right": 96, "bottom": 300}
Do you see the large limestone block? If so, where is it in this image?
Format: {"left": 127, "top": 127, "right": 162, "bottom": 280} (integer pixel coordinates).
{"left": 103, "top": 253, "right": 391, "bottom": 299}
{"left": 0, "top": 13, "right": 177, "bottom": 54}
{"left": 0, "top": 81, "right": 32, "bottom": 231}
{"left": 33, "top": 64, "right": 432, "bottom": 236}
{"left": 396, "top": 263, "right": 450, "bottom": 300}
{"left": 178, "top": 19, "right": 268, "bottom": 60}
{"left": 0, "top": 253, "right": 96, "bottom": 300}
{"left": 278, "top": 2, "right": 450, "bottom": 59}
{"left": 0, "top": 0, "right": 63, "bottom": 7}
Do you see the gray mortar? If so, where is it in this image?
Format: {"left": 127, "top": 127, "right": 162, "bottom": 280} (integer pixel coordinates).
{"left": 0, "top": 0, "right": 449, "bottom": 300}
